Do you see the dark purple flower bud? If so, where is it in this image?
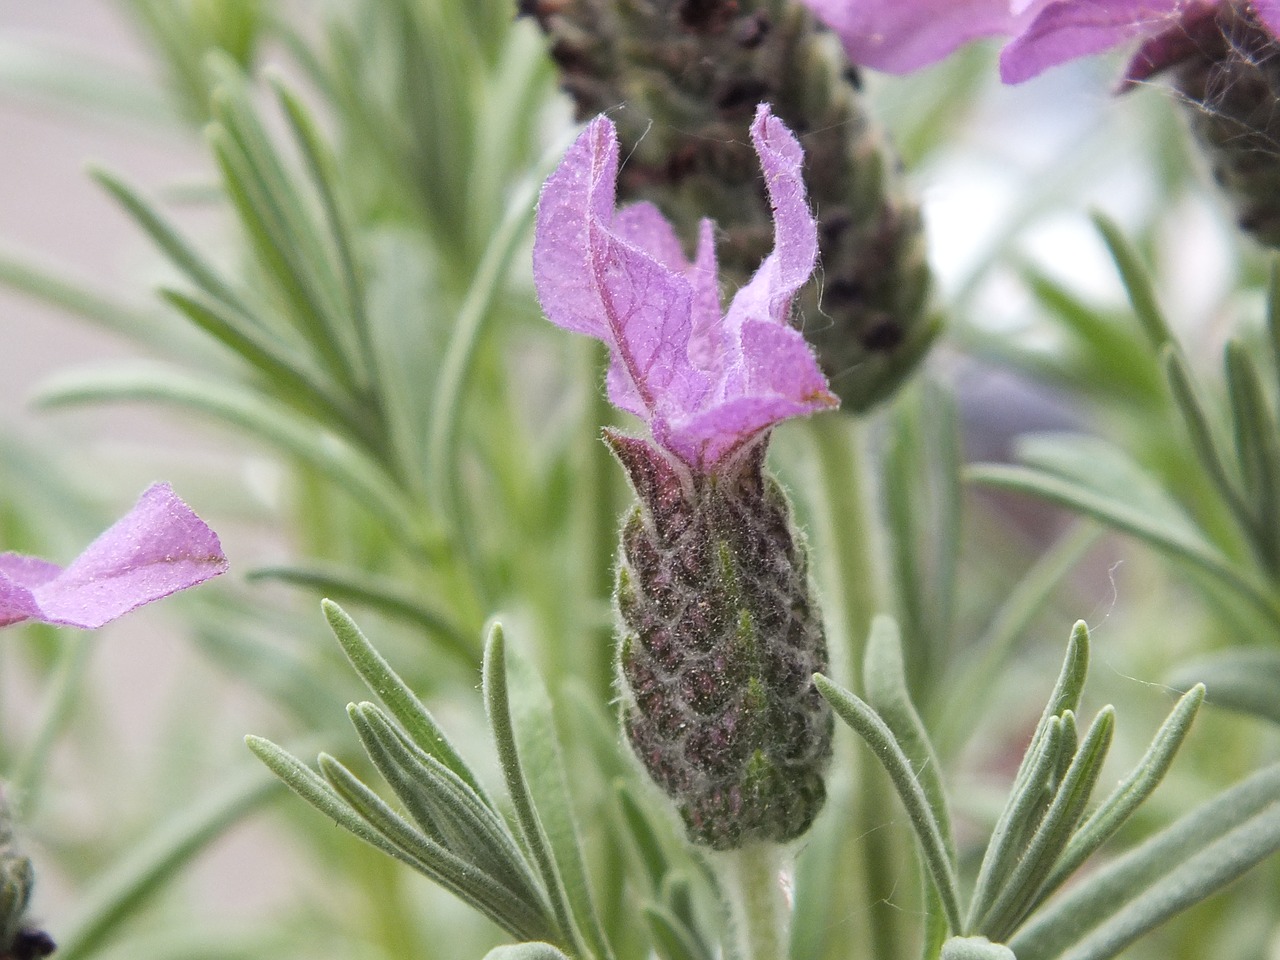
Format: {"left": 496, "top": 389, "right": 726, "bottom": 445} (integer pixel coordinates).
{"left": 609, "top": 433, "right": 833, "bottom": 849}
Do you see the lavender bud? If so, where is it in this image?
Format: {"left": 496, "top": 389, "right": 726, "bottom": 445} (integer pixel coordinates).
{"left": 608, "top": 430, "right": 833, "bottom": 849}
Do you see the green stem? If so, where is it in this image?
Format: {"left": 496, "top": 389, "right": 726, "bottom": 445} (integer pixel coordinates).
{"left": 807, "top": 414, "right": 901, "bottom": 960}
{"left": 808, "top": 415, "right": 885, "bottom": 670}
{"left": 717, "top": 844, "right": 791, "bottom": 960}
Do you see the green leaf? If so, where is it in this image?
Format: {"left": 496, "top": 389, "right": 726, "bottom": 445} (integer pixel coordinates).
{"left": 1011, "top": 763, "right": 1280, "bottom": 960}
{"left": 0, "top": 246, "right": 173, "bottom": 345}
{"left": 270, "top": 75, "right": 377, "bottom": 388}
{"left": 157, "top": 287, "right": 362, "bottom": 440}
{"left": 483, "top": 624, "right": 587, "bottom": 957}
{"left": 644, "top": 903, "right": 711, "bottom": 960}
{"left": 1039, "top": 685, "right": 1204, "bottom": 897}
{"left": 349, "top": 702, "right": 552, "bottom": 913}
{"left": 504, "top": 637, "right": 615, "bottom": 960}
{"left": 617, "top": 784, "right": 668, "bottom": 892}
{"left": 1091, "top": 212, "right": 1172, "bottom": 349}
{"left": 250, "top": 567, "right": 475, "bottom": 667}
{"left": 55, "top": 765, "right": 279, "bottom": 960}
{"left": 968, "top": 458, "right": 1280, "bottom": 630}
{"left": 980, "top": 708, "right": 1115, "bottom": 940}
{"left": 940, "top": 937, "right": 1016, "bottom": 960}
{"left": 939, "top": 524, "right": 1102, "bottom": 757}
{"left": 483, "top": 945, "right": 572, "bottom": 960}
{"left": 966, "top": 715, "right": 1066, "bottom": 934}
{"left": 91, "top": 167, "right": 254, "bottom": 318}
{"left": 321, "top": 601, "right": 488, "bottom": 803}
{"left": 34, "top": 363, "right": 428, "bottom": 551}
{"left": 1163, "top": 347, "right": 1252, "bottom": 538}
{"left": 1224, "top": 340, "right": 1280, "bottom": 572}
{"left": 1170, "top": 649, "right": 1280, "bottom": 723}
{"left": 863, "top": 615, "right": 953, "bottom": 856}
{"left": 814, "top": 673, "right": 962, "bottom": 934}
{"left": 245, "top": 736, "right": 417, "bottom": 868}
{"left": 317, "top": 752, "right": 555, "bottom": 944}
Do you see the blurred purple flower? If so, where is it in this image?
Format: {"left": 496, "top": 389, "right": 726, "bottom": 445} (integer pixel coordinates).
{"left": 533, "top": 103, "right": 836, "bottom": 471}
{"left": 0, "top": 483, "right": 227, "bottom": 630}
{"left": 802, "top": 0, "right": 1280, "bottom": 83}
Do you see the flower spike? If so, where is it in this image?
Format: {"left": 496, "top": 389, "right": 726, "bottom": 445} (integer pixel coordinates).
{"left": 0, "top": 483, "right": 227, "bottom": 630}
{"left": 536, "top": 106, "right": 836, "bottom": 848}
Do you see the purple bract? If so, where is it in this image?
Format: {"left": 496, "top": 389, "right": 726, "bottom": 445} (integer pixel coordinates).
{"left": 533, "top": 103, "right": 837, "bottom": 471}
{"left": 0, "top": 483, "right": 227, "bottom": 630}
{"left": 800, "top": 0, "right": 1280, "bottom": 83}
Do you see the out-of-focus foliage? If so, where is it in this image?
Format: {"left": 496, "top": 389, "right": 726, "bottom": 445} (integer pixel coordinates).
{"left": 1, "top": 2, "right": 1280, "bottom": 959}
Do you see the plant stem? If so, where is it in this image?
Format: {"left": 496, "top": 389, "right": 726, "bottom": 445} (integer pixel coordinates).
{"left": 808, "top": 413, "right": 903, "bottom": 960}
{"left": 718, "top": 843, "right": 791, "bottom": 960}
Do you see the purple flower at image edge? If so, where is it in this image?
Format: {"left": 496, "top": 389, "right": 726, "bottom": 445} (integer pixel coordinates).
{"left": 800, "top": 0, "right": 1280, "bottom": 83}
{"left": 533, "top": 103, "right": 837, "bottom": 472}
{"left": 0, "top": 483, "right": 227, "bottom": 630}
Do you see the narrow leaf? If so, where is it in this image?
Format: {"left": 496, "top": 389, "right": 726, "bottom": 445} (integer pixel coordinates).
{"left": 1039, "top": 685, "right": 1204, "bottom": 898}
{"left": 1224, "top": 341, "right": 1280, "bottom": 572}
{"left": 981, "top": 708, "right": 1115, "bottom": 940}
{"left": 321, "top": 601, "right": 489, "bottom": 804}
{"left": 1011, "top": 763, "right": 1280, "bottom": 960}
{"left": 349, "top": 702, "right": 547, "bottom": 908}
{"left": 250, "top": 567, "right": 476, "bottom": 667}
{"left": 1172, "top": 648, "right": 1280, "bottom": 723}
{"left": 484, "top": 624, "right": 585, "bottom": 956}
{"left": 814, "top": 673, "right": 963, "bottom": 934}
{"left": 863, "top": 615, "right": 954, "bottom": 854}
{"left": 968, "top": 463, "right": 1280, "bottom": 629}
{"left": 245, "top": 736, "right": 418, "bottom": 868}
{"left": 644, "top": 903, "right": 711, "bottom": 960}
{"left": 966, "top": 715, "right": 1065, "bottom": 933}
{"left": 318, "top": 753, "right": 555, "bottom": 944}
{"left": 34, "top": 364, "right": 427, "bottom": 551}
{"left": 1091, "top": 212, "right": 1172, "bottom": 348}
{"left": 483, "top": 945, "right": 572, "bottom": 960}
{"left": 505, "top": 637, "right": 615, "bottom": 960}
{"left": 91, "top": 167, "right": 254, "bottom": 317}
{"left": 1164, "top": 348, "right": 1253, "bottom": 537}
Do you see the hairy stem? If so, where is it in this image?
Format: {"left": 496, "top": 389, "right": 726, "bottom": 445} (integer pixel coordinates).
{"left": 718, "top": 844, "right": 791, "bottom": 960}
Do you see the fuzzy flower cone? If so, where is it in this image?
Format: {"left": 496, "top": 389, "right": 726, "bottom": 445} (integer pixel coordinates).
{"left": 522, "top": 0, "right": 936, "bottom": 413}
{"left": 534, "top": 105, "right": 836, "bottom": 848}
{"left": 0, "top": 483, "right": 227, "bottom": 630}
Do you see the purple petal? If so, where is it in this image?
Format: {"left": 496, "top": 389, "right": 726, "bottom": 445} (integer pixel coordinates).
{"left": 1000, "top": 0, "right": 1186, "bottom": 83}
{"left": 1258, "top": 0, "right": 1280, "bottom": 36}
{"left": 533, "top": 117, "right": 626, "bottom": 340}
{"left": 535, "top": 117, "right": 710, "bottom": 424}
{"left": 721, "top": 105, "right": 821, "bottom": 395}
{"left": 665, "top": 320, "right": 837, "bottom": 466}
{"left": 0, "top": 483, "right": 227, "bottom": 630}
{"left": 533, "top": 107, "right": 837, "bottom": 474}
{"left": 612, "top": 203, "right": 690, "bottom": 273}
{"left": 687, "top": 219, "right": 725, "bottom": 376}
{"left": 802, "top": 0, "right": 1014, "bottom": 72}
{"left": 591, "top": 218, "right": 707, "bottom": 420}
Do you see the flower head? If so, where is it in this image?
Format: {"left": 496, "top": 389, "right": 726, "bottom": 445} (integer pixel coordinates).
{"left": 801, "top": 0, "right": 1280, "bottom": 84}
{"left": 0, "top": 483, "right": 227, "bottom": 630}
{"left": 533, "top": 103, "right": 837, "bottom": 471}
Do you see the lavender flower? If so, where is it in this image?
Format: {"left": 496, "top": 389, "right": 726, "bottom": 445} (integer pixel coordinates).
{"left": 0, "top": 483, "right": 227, "bottom": 630}
{"left": 534, "top": 103, "right": 837, "bottom": 470}
{"left": 535, "top": 105, "right": 835, "bottom": 848}
{"left": 802, "top": 0, "right": 1280, "bottom": 83}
